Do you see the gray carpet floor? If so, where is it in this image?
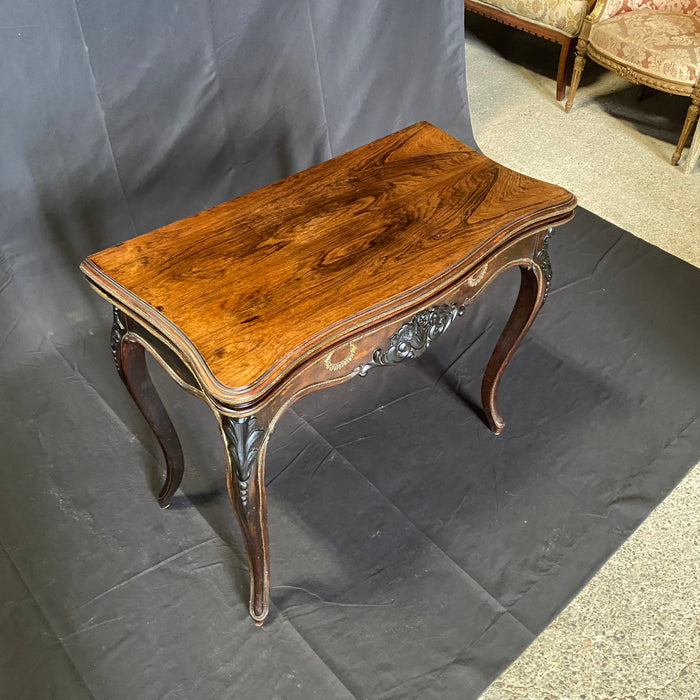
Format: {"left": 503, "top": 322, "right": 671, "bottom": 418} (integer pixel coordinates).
{"left": 464, "top": 14, "right": 700, "bottom": 700}
{"left": 464, "top": 13, "right": 700, "bottom": 269}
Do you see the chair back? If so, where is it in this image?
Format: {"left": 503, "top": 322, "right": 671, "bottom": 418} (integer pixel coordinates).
{"left": 598, "top": 0, "right": 700, "bottom": 21}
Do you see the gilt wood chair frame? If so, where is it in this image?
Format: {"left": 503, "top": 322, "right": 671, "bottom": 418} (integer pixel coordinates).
{"left": 565, "top": 1, "right": 700, "bottom": 166}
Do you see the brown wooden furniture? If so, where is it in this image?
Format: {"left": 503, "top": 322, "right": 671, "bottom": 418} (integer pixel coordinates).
{"left": 464, "top": 0, "right": 595, "bottom": 101}
{"left": 80, "top": 122, "right": 576, "bottom": 625}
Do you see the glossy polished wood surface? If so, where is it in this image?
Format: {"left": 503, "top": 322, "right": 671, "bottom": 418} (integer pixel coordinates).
{"left": 82, "top": 122, "right": 574, "bottom": 403}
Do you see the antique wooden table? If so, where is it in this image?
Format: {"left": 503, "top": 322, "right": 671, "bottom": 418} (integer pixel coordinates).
{"left": 81, "top": 122, "right": 576, "bottom": 624}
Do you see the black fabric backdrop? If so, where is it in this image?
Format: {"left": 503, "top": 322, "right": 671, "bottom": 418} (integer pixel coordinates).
{"left": 2, "top": 1, "right": 700, "bottom": 698}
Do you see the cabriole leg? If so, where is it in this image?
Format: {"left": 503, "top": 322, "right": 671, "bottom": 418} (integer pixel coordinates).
{"left": 481, "top": 233, "right": 551, "bottom": 434}
{"left": 220, "top": 414, "right": 270, "bottom": 625}
{"left": 111, "top": 307, "right": 185, "bottom": 507}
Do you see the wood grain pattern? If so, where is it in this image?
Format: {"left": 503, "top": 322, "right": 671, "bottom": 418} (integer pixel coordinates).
{"left": 81, "top": 122, "right": 575, "bottom": 406}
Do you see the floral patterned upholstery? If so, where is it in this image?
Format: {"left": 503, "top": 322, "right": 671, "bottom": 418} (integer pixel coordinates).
{"left": 599, "top": 0, "right": 700, "bottom": 21}
{"left": 565, "top": 0, "right": 700, "bottom": 165}
{"left": 590, "top": 10, "right": 700, "bottom": 84}
{"left": 471, "top": 0, "right": 592, "bottom": 36}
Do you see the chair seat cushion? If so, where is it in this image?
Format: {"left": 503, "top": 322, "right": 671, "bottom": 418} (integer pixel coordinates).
{"left": 470, "top": 0, "right": 591, "bottom": 36}
{"left": 590, "top": 10, "right": 700, "bottom": 85}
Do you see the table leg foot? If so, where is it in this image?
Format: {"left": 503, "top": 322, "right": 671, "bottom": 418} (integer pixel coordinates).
{"left": 481, "top": 262, "right": 547, "bottom": 435}
{"left": 111, "top": 308, "right": 185, "bottom": 507}
{"left": 221, "top": 414, "right": 271, "bottom": 625}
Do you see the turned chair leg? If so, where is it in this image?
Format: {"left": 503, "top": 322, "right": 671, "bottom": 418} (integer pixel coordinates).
{"left": 565, "top": 37, "right": 588, "bottom": 113}
{"left": 111, "top": 308, "right": 185, "bottom": 507}
{"left": 684, "top": 120, "right": 700, "bottom": 174}
{"left": 220, "top": 414, "right": 271, "bottom": 625}
{"left": 481, "top": 233, "right": 551, "bottom": 434}
{"left": 672, "top": 86, "right": 700, "bottom": 166}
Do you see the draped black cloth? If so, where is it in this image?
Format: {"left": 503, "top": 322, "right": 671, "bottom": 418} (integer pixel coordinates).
{"left": 1, "top": 1, "right": 699, "bottom": 697}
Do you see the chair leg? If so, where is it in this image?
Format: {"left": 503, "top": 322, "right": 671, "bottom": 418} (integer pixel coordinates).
{"left": 672, "top": 87, "right": 700, "bottom": 166}
{"left": 684, "top": 120, "right": 700, "bottom": 174}
{"left": 636, "top": 85, "right": 650, "bottom": 101}
{"left": 565, "top": 37, "right": 588, "bottom": 113}
{"left": 556, "top": 38, "right": 574, "bottom": 102}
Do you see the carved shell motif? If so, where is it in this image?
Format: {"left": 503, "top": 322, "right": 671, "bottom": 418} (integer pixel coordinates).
{"left": 358, "top": 303, "right": 464, "bottom": 376}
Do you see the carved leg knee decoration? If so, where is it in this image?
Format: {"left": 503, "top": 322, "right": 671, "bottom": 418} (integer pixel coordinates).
{"left": 221, "top": 414, "right": 270, "bottom": 625}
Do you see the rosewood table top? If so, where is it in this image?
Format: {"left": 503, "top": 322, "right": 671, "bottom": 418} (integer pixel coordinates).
{"left": 82, "top": 122, "right": 574, "bottom": 408}
{"left": 80, "top": 122, "right": 576, "bottom": 624}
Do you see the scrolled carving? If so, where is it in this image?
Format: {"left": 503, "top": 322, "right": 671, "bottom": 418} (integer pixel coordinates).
{"left": 357, "top": 303, "right": 464, "bottom": 376}
{"left": 222, "top": 415, "right": 265, "bottom": 507}
{"left": 110, "top": 306, "right": 126, "bottom": 371}
{"left": 534, "top": 228, "right": 554, "bottom": 301}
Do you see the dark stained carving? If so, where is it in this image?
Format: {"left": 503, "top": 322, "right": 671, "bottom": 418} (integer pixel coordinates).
{"left": 110, "top": 306, "right": 126, "bottom": 371}
{"left": 358, "top": 303, "right": 464, "bottom": 376}
{"left": 535, "top": 228, "right": 554, "bottom": 300}
{"left": 222, "top": 415, "right": 265, "bottom": 507}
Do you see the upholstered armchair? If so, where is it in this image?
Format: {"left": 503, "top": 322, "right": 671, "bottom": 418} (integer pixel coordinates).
{"left": 565, "top": 0, "right": 700, "bottom": 166}
{"left": 464, "top": 0, "right": 596, "bottom": 100}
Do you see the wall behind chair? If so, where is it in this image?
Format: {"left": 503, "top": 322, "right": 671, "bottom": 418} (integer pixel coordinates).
{"left": 0, "top": 0, "right": 471, "bottom": 348}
